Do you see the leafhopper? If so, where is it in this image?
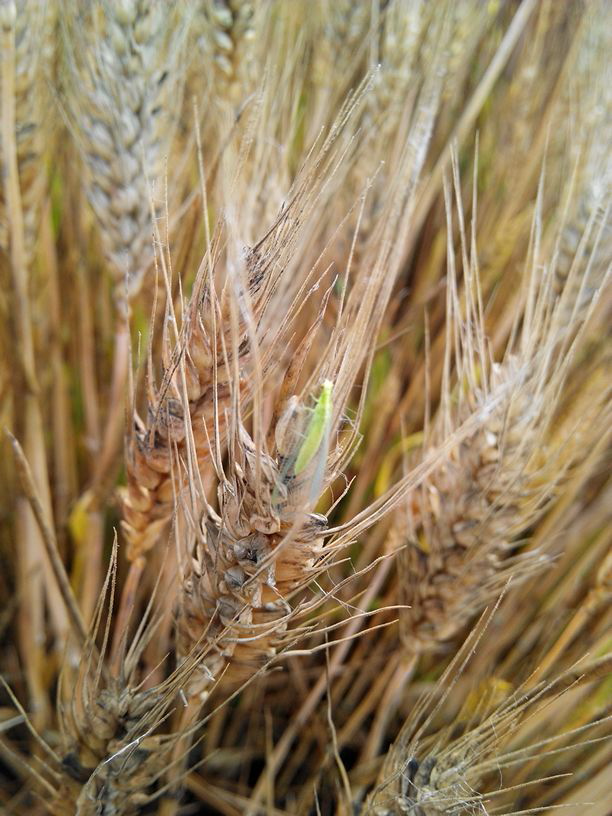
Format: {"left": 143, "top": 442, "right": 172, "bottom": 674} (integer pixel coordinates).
{"left": 293, "top": 380, "right": 333, "bottom": 475}
{"left": 273, "top": 380, "right": 334, "bottom": 514}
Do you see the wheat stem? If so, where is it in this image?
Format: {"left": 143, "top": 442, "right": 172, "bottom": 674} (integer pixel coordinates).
{"left": 6, "top": 431, "right": 88, "bottom": 648}
{"left": 1, "top": 1, "right": 67, "bottom": 723}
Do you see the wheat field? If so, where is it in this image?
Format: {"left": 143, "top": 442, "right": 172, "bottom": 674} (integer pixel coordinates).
{"left": 0, "top": 1, "right": 610, "bottom": 815}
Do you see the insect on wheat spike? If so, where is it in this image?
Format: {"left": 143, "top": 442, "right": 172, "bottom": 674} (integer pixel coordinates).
{"left": 293, "top": 380, "right": 334, "bottom": 476}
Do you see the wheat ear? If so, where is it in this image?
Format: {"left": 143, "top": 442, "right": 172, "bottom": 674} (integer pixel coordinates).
{"left": 162, "top": 89, "right": 441, "bottom": 790}
{"left": 13, "top": 546, "right": 208, "bottom": 816}
{"left": 113, "top": 131, "right": 320, "bottom": 663}
{"left": 0, "top": 0, "right": 53, "bottom": 265}
{"left": 555, "top": 9, "right": 611, "bottom": 313}
{"left": 62, "top": 0, "right": 186, "bottom": 299}
{"left": 191, "top": 0, "right": 256, "bottom": 109}
{"left": 60, "top": 0, "right": 189, "bottom": 623}
{"left": 118, "top": 70, "right": 374, "bottom": 571}
{"left": 176, "top": 385, "right": 335, "bottom": 698}
{"left": 399, "top": 166, "right": 610, "bottom": 655}
{"left": 366, "top": 637, "right": 611, "bottom": 815}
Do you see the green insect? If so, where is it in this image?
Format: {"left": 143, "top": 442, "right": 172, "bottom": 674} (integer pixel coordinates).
{"left": 293, "top": 380, "right": 333, "bottom": 475}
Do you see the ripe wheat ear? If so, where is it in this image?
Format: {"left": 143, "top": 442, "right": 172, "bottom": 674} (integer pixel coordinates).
{"left": 398, "top": 164, "right": 610, "bottom": 655}
{"left": 366, "top": 608, "right": 612, "bottom": 815}
{"left": 62, "top": 0, "right": 188, "bottom": 298}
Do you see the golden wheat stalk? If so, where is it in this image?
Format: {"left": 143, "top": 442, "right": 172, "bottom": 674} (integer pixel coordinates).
{"left": 1, "top": 0, "right": 69, "bottom": 727}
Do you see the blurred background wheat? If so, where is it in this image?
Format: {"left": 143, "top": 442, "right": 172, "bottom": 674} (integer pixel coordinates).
{"left": 0, "top": 1, "right": 610, "bottom": 814}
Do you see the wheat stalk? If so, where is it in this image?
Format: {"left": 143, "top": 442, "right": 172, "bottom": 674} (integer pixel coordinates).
{"left": 1, "top": 0, "right": 68, "bottom": 728}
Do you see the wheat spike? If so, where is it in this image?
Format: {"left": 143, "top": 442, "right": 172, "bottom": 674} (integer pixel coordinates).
{"left": 119, "top": 210, "right": 289, "bottom": 564}
{"left": 176, "top": 388, "right": 335, "bottom": 696}
{"left": 554, "top": 7, "right": 611, "bottom": 310}
{"left": 339, "top": 1, "right": 488, "bottom": 269}
{"left": 366, "top": 605, "right": 611, "bottom": 815}
{"left": 366, "top": 656, "right": 611, "bottom": 815}
{"left": 119, "top": 78, "right": 375, "bottom": 567}
{"left": 399, "top": 169, "right": 610, "bottom": 655}
{"left": 55, "top": 681, "right": 169, "bottom": 816}
{"left": 0, "top": 0, "right": 54, "bottom": 266}
{"left": 316, "top": 0, "right": 372, "bottom": 86}
{"left": 191, "top": 0, "right": 256, "bottom": 108}
{"left": 172, "top": 84, "right": 440, "bottom": 695}
{"left": 15, "top": 549, "right": 193, "bottom": 816}
{"left": 62, "top": 0, "right": 186, "bottom": 298}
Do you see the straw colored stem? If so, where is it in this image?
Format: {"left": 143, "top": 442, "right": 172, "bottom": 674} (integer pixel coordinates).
{"left": 6, "top": 432, "right": 88, "bottom": 648}
{"left": 528, "top": 546, "right": 612, "bottom": 686}
{"left": 2, "top": 5, "right": 67, "bottom": 709}
{"left": 40, "top": 202, "right": 76, "bottom": 535}
{"left": 357, "top": 654, "right": 417, "bottom": 766}
{"left": 80, "top": 322, "right": 131, "bottom": 624}
{"left": 92, "top": 321, "right": 130, "bottom": 494}
{"left": 110, "top": 556, "right": 146, "bottom": 675}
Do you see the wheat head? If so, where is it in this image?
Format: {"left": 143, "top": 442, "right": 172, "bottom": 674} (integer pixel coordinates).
{"left": 62, "top": 0, "right": 186, "bottom": 298}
